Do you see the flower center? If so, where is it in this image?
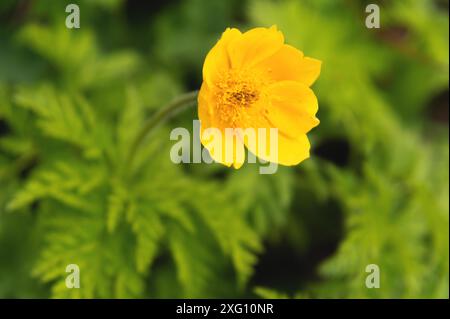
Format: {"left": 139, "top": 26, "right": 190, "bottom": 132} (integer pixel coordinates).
{"left": 214, "top": 70, "right": 262, "bottom": 125}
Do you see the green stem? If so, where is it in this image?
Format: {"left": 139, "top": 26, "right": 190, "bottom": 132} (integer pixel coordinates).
{"left": 126, "top": 90, "right": 198, "bottom": 167}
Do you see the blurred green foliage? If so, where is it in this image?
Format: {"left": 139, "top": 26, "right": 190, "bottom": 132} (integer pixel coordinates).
{"left": 0, "top": 0, "right": 448, "bottom": 298}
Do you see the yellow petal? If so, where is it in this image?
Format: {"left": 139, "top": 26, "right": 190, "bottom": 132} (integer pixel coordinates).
{"left": 227, "top": 26, "right": 284, "bottom": 70}
{"left": 198, "top": 83, "right": 246, "bottom": 168}
{"left": 198, "top": 82, "right": 215, "bottom": 128}
{"left": 201, "top": 127, "right": 246, "bottom": 169}
{"left": 264, "top": 80, "right": 319, "bottom": 137}
{"left": 298, "top": 57, "right": 322, "bottom": 87}
{"left": 202, "top": 28, "right": 241, "bottom": 86}
{"left": 244, "top": 127, "right": 311, "bottom": 166}
{"left": 255, "top": 44, "right": 322, "bottom": 86}
{"left": 275, "top": 133, "right": 311, "bottom": 166}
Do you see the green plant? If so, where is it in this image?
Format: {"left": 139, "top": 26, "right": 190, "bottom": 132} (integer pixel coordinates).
{"left": 0, "top": 0, "right": 448, "bottom": 299}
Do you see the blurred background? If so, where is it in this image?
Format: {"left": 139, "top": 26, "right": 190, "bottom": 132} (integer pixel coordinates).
{"left": 0, "top": 0, "right": 448, "bottom": 298}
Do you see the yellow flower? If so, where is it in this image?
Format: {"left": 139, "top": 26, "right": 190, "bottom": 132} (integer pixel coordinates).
{"left": 198, "top": 26, "right": 321, "bottom": 168}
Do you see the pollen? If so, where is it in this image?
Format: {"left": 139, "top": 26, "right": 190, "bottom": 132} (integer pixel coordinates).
{"left": 214, "top": 70, "right": 263, "bottom": 125}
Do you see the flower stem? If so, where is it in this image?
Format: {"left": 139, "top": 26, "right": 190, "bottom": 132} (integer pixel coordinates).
{"left": 126, "top": 90, "right": 198, "bottom": 167}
